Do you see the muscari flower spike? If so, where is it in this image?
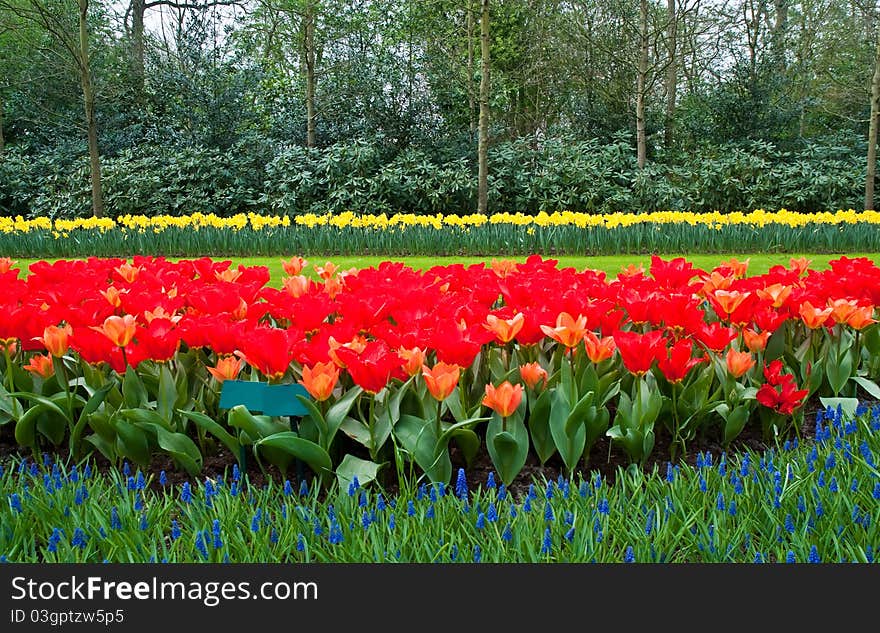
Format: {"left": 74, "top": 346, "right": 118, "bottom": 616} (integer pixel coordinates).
{"left": 159, "top": 471, "right": 167, "bottom": 486}
{"left": 624, "top": 546, "right": 635, "bottom": 563}
{"left": 540, "top": 528, "right": 552, "bottom": 555}
{"left": 486, "top": 471, "right": 496, "bottom": 489}
{"left": 171, "top": 520, "right": 181, "bottom": 541}
{"left": 455, "top": 468, "right": 468, "bottom": 500}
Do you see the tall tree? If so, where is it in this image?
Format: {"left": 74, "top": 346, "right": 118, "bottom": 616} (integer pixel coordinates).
{"left": 866, "top": 23, "right": 880, "bottom": 211}
{"left": 0, "top": 0, "right": 105, "bottom": 216}
{"left": 664, "top": 0, "right": 677, "bottom": 148}
{"left": 477, "top": 0, "right": 490, "bottom": 214}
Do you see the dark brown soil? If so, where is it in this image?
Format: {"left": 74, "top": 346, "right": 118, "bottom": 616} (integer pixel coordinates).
{"left": 0, "top": 400, "right": 827, "bottom": 500}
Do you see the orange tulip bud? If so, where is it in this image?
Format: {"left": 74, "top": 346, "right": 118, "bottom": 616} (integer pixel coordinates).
{"left": 846, "top": 305, "right": 876, "bottom": 330}
{"left": 755, "top": 283, "right": 792, "bottom": 308}
{"left": 799, "top": 301, "right": 832, "bottom": 329}
{"left": 742, "top": 328, "right": 770, "bottom": 353}
{"left": 282, "top": 256, "right": 308, "bottom": 276}
{"left": 490, "top": 258, "right": 518, "bottom": 278}
{"left": 315, "top": 262, "right": 338, "bottom": 280}
{"left": 93, "top": 314, "right": 138, "bottom": 347}
{"left": 726, "top": 348, "right": 755, "bottom": 378}
{"left": 115, "top": 262, "right": 141, "bottom": 283}
{"left": 300, "top": 361, "right": 340, "bottom": 402}
{"left": 484, "top": 313, "right": 525, "bottom": 344}
{"left": 0, "top": 257, "right": 17, "bottom": 274}
{"left": 712, "top": 289, "right": 751, "bottom": 317}
{"left": 215, "top": 267, "right": 243, "bottom": 283}
{"left": 398, "top": 347, "right": 427, "bottom": 377}
{"left": 24, "top": 353, "right": 54, "bottom": 379}
{"left": 0, "top": 337, "right": 18, "bottom": 357}
{"left": 282, "top": 275, "right": 310, "bottom": 298}
{"left": 39, "top": 324, "right": 72, "bottom": 358}
{"left": 828, "top": 298, "right": 859, "bottom": 324}
{"left": 519, "top": 362, "right": 548, "bottom": 390}
{"left": 482, "top": 381, "right": 523, "bottom": 418}
{"left": 540, "top": 312, "right": 588, "bottom": 348}
{"left": 422, "top": 362, "right": 461, "bottom": 402}
{"left": 789, "top": 257, "right": 812, "bottom": 275}
{"left": 101, "top": 286, "right": 124, "bottom": 308}
{"left": 719, "top": 257, "right": 750, "bottom": 278}
{"left": 207, "top": 356, "right": 244, "bottom": 383}
{"left": 583, "top": 330, "right": 617, "bottom": 363}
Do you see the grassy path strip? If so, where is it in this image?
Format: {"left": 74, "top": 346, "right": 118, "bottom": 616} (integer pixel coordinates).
{"left": 13, "top": 253, "right": 880, "bottom": 283}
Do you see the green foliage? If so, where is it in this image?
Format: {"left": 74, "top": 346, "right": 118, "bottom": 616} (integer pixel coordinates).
{"left": 1, "top": 403, "right": 877, "bottom": 562}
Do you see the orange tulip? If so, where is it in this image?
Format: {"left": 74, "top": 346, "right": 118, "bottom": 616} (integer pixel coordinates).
{"left": 300, "top": 361, "right": 340, "bottom": 402}
{"left": 0, "top": 337, "right": 18, "bottom": 357}
{"left": 101, "top": 286, "right": 124, "bottom": 308}
{"left": 282, "top": 256, "right": 308, "bottom": 276}
{"left": 756, "top": 283, "right": 792, "bottom": 308}
{"left": 482, "top": 381, "right": 523, "bottom": 418}
{"left": 742, "top": 328, "right": 770, "bottom": 353}
{"left": 115, "top": 262, "right": 141, "bottom": 283}
{"left": 0, "top": 257, "right": 17, "bottom": 274}
{"left": 328, "top": 335, "right": 368, "bottom": 368}
{"left": 618, "top": 263, "right": 645, "bottom": 278}
{"left": 540, "top": 312, "right": 588, "bottom": 348}
{"left": 315, "top": 262, "right": 338, "bottom": 280}
{"left": 828, "top": 298, "right": 859, "bottom": 324}
{"left": 207, "top": 356, "right": 243, "bottom": 383}
{"left": 93, "top": 315, "right": 138, "bottom": 347}
{"left": 422, "top": 362, "right": 461, "bottom": 401}
{"left": 719, "top": 257, "right": 750, "bottom": 278}
{"left": 726, "top": 348, "right": 755, "bottom": 378}
{"left": 398, "top": 346, "right": 427, "bottom": 377}
{"left": 519, "top": 362, "right": 548, "bottom": 390}
{"left": 789, "top": 257, "right": 812, "bottom": 275}
{"left": 799, "top": 301, "right": 832, "bottom": 329}
{"left": 847, "top": 305, "right": 876, "bottom": 330}
{"left": 484, "top": 313, "right": 525, "bottom": 343}
{"left": 231, "top": 298, "right": 249, "bottom": 321}
{"left": 24, "top": 354, "right": 54, "bottom": 379}
{"left": 323, "top": 276, "right": 344, "bottom": 298}
{"left": 282, "top": 275, "right": 310, "bottom": 298}
{"left": 39, "top": 324, "right": 72, "bottom": 358}
{"left": 490, "top": 258, "right": 518, "bottom": 278}
{"left": 143, "top": 306, "right": 182, "bottom": 324}
{"left": 712, "top": 289, "right": 751, "bottom": 317}
{"left": 583, "top": 330, "right": 616, "bottom": 363}
{"left": 215, "top": 267, "right": 243, "bottom": 283}
{"left": 700, "top": 271, "right": 734, "bottom": 295}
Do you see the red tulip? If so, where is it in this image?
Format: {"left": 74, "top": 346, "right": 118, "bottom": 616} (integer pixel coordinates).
{"left": 613, "top": 329, "right": 667, "bottom": 376}
{"left": 657, "top": 338, "right": 707, "bottom": 383}
{"left": 336, "top": 340, "right": 403, "bottom": 394}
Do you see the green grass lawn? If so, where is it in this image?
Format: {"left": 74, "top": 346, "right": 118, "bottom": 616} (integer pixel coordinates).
{"left": 13, "top": 252, "right": 880, "bottom": 284}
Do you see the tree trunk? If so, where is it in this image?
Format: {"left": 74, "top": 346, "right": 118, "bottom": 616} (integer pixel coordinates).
{"left": 304, "top": 0, "right": 317, "bottom": 148}
{"left": 0, "top": 91, "right": 5, "bottom": 156}
{"left": 131, "top": 0, "right": 145, "bottom": 92}
{"left": 467, "top": 0, "right": 475, "bottom": 135}
{"left": 79, "top": 0, "right": 104, "bottom": 218}
{"left": 664, "top": 0, "right": 677, "bottom": 149}
{"left": 636, "top": 0, "right": 648, "bottom": 169}
{"left": 477, "top": 0, "right": 490, "bottom": 215}
{"left": 865, "top": 28, "right": 880, "bottom": 211}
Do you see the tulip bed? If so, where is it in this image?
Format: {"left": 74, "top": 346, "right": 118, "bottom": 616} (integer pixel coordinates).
{"left": 1, "top": 403, "right": 878, "bottom": 562}
{"left": 1, "top": 254, "right": 880, "bottom": 491}
{"left": 3, "top": 209, "right": 880, "bottom": 257}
